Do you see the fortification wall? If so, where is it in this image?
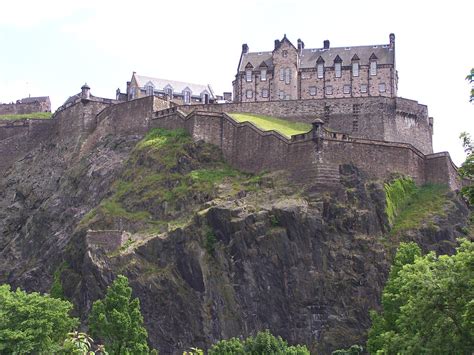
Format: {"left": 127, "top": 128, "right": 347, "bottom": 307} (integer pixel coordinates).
{"left": 425, "top": 152, "right": 461, "bottom": 190}
{"left": 179, "top": 96, "right": 432, "bottom": 154}
{"left": 0, "top": 101, "right": 49, "bottom": 115}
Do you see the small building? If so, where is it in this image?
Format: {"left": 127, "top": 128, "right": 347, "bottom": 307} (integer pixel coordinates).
{"left": 233, "top": 34, "right": 397, "bottom": 102}
{"left": 17, "top": 96, "right": 51, "bottom": 112}
{"left": 117, "top": 72, "right": 216, "bottom": 105}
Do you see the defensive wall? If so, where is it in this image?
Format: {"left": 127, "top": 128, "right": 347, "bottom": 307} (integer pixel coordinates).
{"left": 0, "top": 99, "right": 51, "bottom": 115}
{"left": 179, "top": 96, "right": 433, "bottom": 155}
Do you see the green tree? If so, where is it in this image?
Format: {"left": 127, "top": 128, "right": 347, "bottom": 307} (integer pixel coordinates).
{"left": 61, "top": 331, "right": 108, "bottom": 354}
{"left": 368, "top": 240, "right": 474, "bottom": 354}
{"left": 209, "top": 337, "right": 245, "bottom": 354}
{"left": 459, "top": 132, "right": 474, "bottom": 205}
{"left": 467, "top": 68, "right": 474, "bottom": 102}
{"left": 88, "top": 275, "right": 149, "bottom": 354}
{"left": 331, "top": 344, "right": 363, "bottom": 355}
{"left": 0, "top": 284, "right": 78, "bottom": 354}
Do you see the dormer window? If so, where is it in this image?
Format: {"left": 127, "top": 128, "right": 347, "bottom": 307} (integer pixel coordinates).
{"left": 246, "top": 69, "right": 252, "bottom": 82}
{"left": 370, "top": 61, "right": 377, "bottom": 76}
{"left": 145, "top": 82, "right": 154, "bottom": 96}
{"left": 260, "top": 69, "right": 267, "bottom": 81}
{"left": 165, "top": 87, "right": 173, "bottom": 99}
{"left": 335, "top": 62, "right": 342, "bottom": 78}
{"left": 317, "top": 64, "right": 324, "bottom": 79}
{"left": 352, "top": 62, "right": 359, "bottom": 77}
{"left": 183, "top": 90, "right": 191, "bottom": 104}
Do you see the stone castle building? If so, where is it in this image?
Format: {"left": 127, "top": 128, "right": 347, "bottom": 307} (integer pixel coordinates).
{"left": 233, "top": 34, "right": 397, "bottom": 102}
{"left": 117, "top": 72, "right": 218, "bottom": 105}
{"left": 0, "top": 96, "right": 51, "bottom": 115}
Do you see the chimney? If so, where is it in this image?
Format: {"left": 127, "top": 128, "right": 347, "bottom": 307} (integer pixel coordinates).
{"left": 81, "top": 83, "right": 90, "bottom": 99}
{"left": 389, "top": 33, "right": 395, "bottom": 49}
{"left": 297, "top": 38, "right": 304, "bottom": 54}
{"left": 242, "top": 43, "right": 249, "bottom": 53}
{"left": 274, "top": 39, "right": 280, "bottom": 49}
{"left": 323, "top": 40, "right": 330, "bottom": 49}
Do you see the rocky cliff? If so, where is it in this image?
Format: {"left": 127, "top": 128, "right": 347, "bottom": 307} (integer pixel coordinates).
{"left": 0, "top": 101, "right": 471, "bottom": 354}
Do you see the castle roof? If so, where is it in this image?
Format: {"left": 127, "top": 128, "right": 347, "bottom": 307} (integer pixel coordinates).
{"left": 134, "top": 74, "right": 215, "bottom": 98}
{"left": 238, "top": 43, "right": 394, "bottom": 72}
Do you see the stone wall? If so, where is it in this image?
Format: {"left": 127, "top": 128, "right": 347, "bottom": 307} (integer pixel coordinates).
{"left": 425, "top": 152, "right": 462, "bottom": 191}
{"left": 180, "top": 96, "right": 432, "bottom": 154}
{"left": 0, "top": 101, "right": 49, "bottom": 115}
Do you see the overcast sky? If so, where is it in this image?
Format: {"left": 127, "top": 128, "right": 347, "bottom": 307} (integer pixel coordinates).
{"left": 0, "top": 0, "right": 472, "bottom": 165}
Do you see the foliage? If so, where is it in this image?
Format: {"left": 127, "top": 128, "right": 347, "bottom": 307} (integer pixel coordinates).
{"left": 467, "top": 68, "right": 474, "bottom": 102}
{"left": 459, "top": 132, "right": 474, "bottom": 205}
{"left": 368, "top": 239, "right": 474, "bottom": 354}
{"left": 50, "top": 261, "right": 68, "bottom": 300}
{"left": 62, "top": 331, "right": 108, "bottom": 354}
{"left": 0, "top": 284, "right": 78, "bottom": 354}
{"left": 88, "top": 275, "right": 149, "bottom": 354}
{"left": 331, "top": 344, "right": 363, "bottom": 355}
{"left": 204, "top": 227, "right": 217, "bottom": 256}
{"left": 183, "top": 347, "right": 204, "bottom": 355}
{"left": 0, "top": 112, "right": 52, "bottom": 120}
{"left": 229, "top": 113, "right": 311, "bottom": 138}
{"left": 384, "top": 176, "right": 417, "bottom": 225}
{"left": 208, "top": 330, "right": 309, "bottom": 354}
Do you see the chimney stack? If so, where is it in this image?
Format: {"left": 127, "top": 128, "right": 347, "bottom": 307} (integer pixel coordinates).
{"left": 297, "top": 38, "right": 305, "bottom": 53}
{"left": 274, "top": 39, "right": 280, "bottom": 49}
{"left": 242, "top": 43, "right": 249, "bottom": 53}
{"left": 389, "top": 33, "right": 395, "bottom": 49}
{"left": 323, "top": 40, "right": 330, "bottom": 49}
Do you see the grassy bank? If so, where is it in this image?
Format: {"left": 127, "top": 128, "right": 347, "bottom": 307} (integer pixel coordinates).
{"left": 0, "top": 112, "right": 52, "bottom": 120}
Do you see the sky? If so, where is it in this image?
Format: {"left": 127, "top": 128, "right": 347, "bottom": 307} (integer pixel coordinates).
{"left": 0, "top": 0, "right": 472, "bottom": 165}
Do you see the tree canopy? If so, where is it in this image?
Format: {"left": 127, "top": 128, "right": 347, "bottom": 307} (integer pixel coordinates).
{"left": 367, "top": 240, "right": 474, "bottom": 354}
{"left": 0, "top": 284, "right": 78, "bottom": 354}
{"left": 88, "top": 275, "right": 149, "bottom": 354}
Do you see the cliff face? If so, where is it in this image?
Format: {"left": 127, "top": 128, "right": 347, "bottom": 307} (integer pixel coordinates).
{"left": 0, "top": 102, "right": 470, "bottom": 354}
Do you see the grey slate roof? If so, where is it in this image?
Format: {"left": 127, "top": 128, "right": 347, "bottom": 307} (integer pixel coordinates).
{"left": 134, "top": 75, "right": 215, "bottom": 98}
{"left": 239, "top": 44, "right": 394, "bottom": 72}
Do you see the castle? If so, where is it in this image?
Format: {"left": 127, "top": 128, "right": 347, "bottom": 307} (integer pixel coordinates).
{"left": 0, "top": 96, "right": 51, "bottom": 115}
{"left": 0, "top": 34, "right": 466, "bottom": 193}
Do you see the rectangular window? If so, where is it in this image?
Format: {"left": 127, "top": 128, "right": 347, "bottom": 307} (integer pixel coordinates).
{"left": 246, "top": 89, "right": 253, "bottom": 99}
{"left": 352, "top": 62, "right": 359, "bottom": 77}
{"left": 309, "top": 86, "right": 317, "bottom": 96}
{"left": 317, "top": 64, "right": 324, "bottom": 78}
{"left": 379, "top": 83, "right": 386, "bottom": 93}
{"left": 325, "top": 86, "right": 333, "bottom": 95}
{"left": 370, "top": 61, "right": 377, "bottom": 76}
{"left": 246, "top": 70, "right": 252, "bottom": 82}
{"left": 183, "top": 91, "right": 190, "bottom": 104}
{"left": 260, "top": 69, "right": 267, "bottom": 81}
{"left": 285, "top": 68, "right": 290, "bottom": 84}
{"left": 335, "top": 62, "right": 342, "bottom": 78}
{"left": 279, "top": 91, "right": 284, "bottom": 100}
{"left": 280, "top": 68, "right": 284, "bottom": 81}
{"left": 262, "top": 88, "right": 269, "bottom": 98}
{"left": 343, "top": 85, "right": 351, "bottom": 94}
{"left": 361, "top": 84, "right": 368, "bottom": 93}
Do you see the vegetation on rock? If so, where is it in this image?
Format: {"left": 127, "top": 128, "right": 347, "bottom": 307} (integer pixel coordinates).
{"left": 0, "top": 284, "right": 78, "bottom": 353}
{"left": 459, "top": 132, "right": 474, "bottom": 205}
{"left": 229, "top": 112, "right": 311, "bottom": 138}
{"left": 88, "top": 275, "right": 149, "bottom": 354}
{"left": 368, "top": 239, "right": 474, "bottom": 354}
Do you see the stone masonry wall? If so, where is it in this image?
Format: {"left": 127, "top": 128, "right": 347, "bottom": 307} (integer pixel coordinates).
{"left": 0, "top": 101, "right": 49, "bottom": 115}
{"left": 424, "top": 152, "right": 462, "bottom": 190}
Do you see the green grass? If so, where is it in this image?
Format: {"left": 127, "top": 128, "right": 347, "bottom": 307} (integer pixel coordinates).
{"left": 0, "top": 112, "right": 52, "bottom": 120}
{"left": 228, "top": 113, "right": 311, "bottom": 138}
{"left": 384, "top": 177, "right": 417, "bottom": 225}
{"left": 390, "top": 184, "right": 448, "bottom": 236}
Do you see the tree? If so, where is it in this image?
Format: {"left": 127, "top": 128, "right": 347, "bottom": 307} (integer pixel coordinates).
{"left": 208, "top": 330, "right": 309, "bottom": 355}
{"left": 459, "top": 132, "right": 474, "bottom": 205}
{"left": 0, "top": 284, "right": 78, "bottom": 353}
{"left": 88, "top": 275, "right": 149, "bottom": 354}
{"left": 62, "top": 331, "right": 108, "bottom": 354}
{"left": 368, "top": 240, "right": 474, "bottom": 354}
{"left": 467, "top": 68, "right": 474, "bottom": 102}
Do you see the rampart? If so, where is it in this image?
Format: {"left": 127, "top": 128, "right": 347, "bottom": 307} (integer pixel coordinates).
{"left": 0, "top": 100, "right": 50, "bottom": 115}
{"left": 179, "top": 96, "right": 433, "bottom": 155}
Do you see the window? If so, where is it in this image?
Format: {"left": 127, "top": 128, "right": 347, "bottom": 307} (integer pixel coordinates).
{"left": 183, "top": 91, "right": 191, "bottom": 104}
{"left": 335, "top": 62, "right": 342, "bottom": 78}
{"left": 280, "top": 68, "right": 284, "bottom": 81}
{"left": 246, "top": 90, "right": 253, "bottom": 99}
{"left": 325, "top": 86, "right": 333, "bottom": 95}
{"left": 166, "top": 87, "right": 173, "bottom": 98}
{"left": 317, "top": 64, "right": 324, "bottom": 78}
{"left": 361, "top": 84, "right": 368, "bottom": 93}
{"left": 309, "top": 86, "right": 317, "bottom": 96}
{"left": 246, "top": 70, "right": 252, "bottom": 82}
{"left": 279, "top": 91, "right": 285, "bottom": 100}
{"left": 260, "top": 69, "right": 267, "bottom": 81}
{"left": 285, "top": 68, "right": 290, "bottom": 84}
{"left": 352, "top": 62, "right": 359, "bottom": 77}
{"left": 282, "top": 50, "right": 288, "bottom": 57}
{"left": 379, "top": 83, "right": 386, "bottom": 93}
{"left": 130, "top": 87, "right": 136, "bottom": 99}
{"left": 370, "top": 61, "right": 377, "bottom": 76}
{"left": 343, "top": 85, "right": 351, "bottom": 94}
{"left": 262, "top": 88, "right": 269, "bottom": 98}
{"left": 146, "top": 85, "right": 154, "bottom": 96}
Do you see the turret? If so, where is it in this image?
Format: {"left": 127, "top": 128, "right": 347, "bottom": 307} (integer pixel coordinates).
{"left": 81, "top": 83, "right": 90, "bottom": 99}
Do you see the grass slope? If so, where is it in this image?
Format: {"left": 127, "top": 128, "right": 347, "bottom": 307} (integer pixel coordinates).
{"left": 228, "top": 113, "right": 311, "bottom": 138}
{"left": 0, "top": 112, "right": 52, "bottom": 120}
